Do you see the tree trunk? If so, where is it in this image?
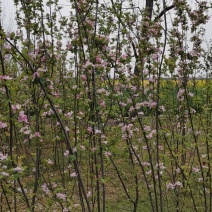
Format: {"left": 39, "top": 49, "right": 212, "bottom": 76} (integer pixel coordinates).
{"left": 146, "top": 0, "right": 154, "bottom": 20}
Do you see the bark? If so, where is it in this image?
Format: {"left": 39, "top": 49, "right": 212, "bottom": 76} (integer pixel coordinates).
{"left": 146, "top": 0, "right": 154, "bottom": 20}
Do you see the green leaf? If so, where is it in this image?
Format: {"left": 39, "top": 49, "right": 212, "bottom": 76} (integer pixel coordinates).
{"left": 69, "top": 155, "right": 76, "bottom": 161}
{"left": 40, "top": 78, "right": 47, "bottom": 85}
{"left": 100, "top": 178, "right": 105, "bottom": 184}
{"left": 13, "top": 173, "right": 20, "bottom": 180}
{"left": 10, "top": 32, "right": 15, "bottom": 40}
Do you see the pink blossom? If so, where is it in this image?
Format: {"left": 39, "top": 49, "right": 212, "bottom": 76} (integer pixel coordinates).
{"left": 146, "top": 133, "right": 153, "bottom": 139}
{"left": 66, "top": 42, "right": 72, "bottom": 50}
{"left": 192, "top": 167, "right": 200, "bottom": 173}
{"left": 34, "top": 132, "right": 41, "bottom": 137}
{"left": 143, "top": 69, "right": 149, "bottom": 75}
{"left": 0, "top": 152, "right": 8, "bottom": 161}
{"left": 151, "top": 53, "right": 159, "bottom": 60}
{"left": 138, "top": 111, "right": 144, "bottom": 116}
{"left": 98, "top": 34, "right": 109, "bottom": 42}
{"left": 37, "top": 68, "right": 47, "bottom": 72}
{"left": 142, "top": 145, "right": 147, "bottom": 150}
{"left": 86, "top": 19, "right": 94, "bottom": 27}
{"left": 130, "top": 85, "right": 137, "bottom": 91}
{"left": 12, "top": 104, "right": 21, "bottom": 111}
{"left": 64, "top": 150, "right": 69, "bottom": 157}
{"left": 91, "top": 147, "right": 97, "bottom": 151}
{"left": 85, "top": 191, "right": 91, "bottom": 198}
{"left": 70, "top": 172, "right": 77, "bottom": 177}
{"left": 3, "top": 44, "right": 11, "bottom": 50}
{"left": 102, "top": 140, "right": 108, "bottom": 144}
{"left": 175, "top": 168, "right": 181, "bottom": 173}
{"left": 129, "top": 106, "right": 135, "bottom": 112}
{"left": 195, "top": 131, "right": 201, "bottom": 136}
{"left": 148, "top": 77, "right": 156, "bottom": 83}
{"left": 100, "top": 100, "right": 106, "bottom": 108}
{"left": 156, "top": 163, "right": 166, "bottom": 170}
{"left": 149, "top": 101, "right": 157, "bottom": 108}
{"left": 56, "top": 193, "right": 66, "bottom": 200}
{"left": 101, "top": 134, "right": 105, "bottom": 139}
{"left": 42, "top": 183, "right": 50, "bottom": 194}
{"left": 144, "top": 125, "right": 151, "bottom": 131}
{"left": 23, "top": 130, "right": 31, "bottom": 135}
{"left": 97, "top": 88, "right": 106, "bottom": 94}
{"left": 78, "top": 111, "right": 84, "bottom": 116}
{"left": 0, "top": 171, "right": 9, "bottom": 177}
{"left": 177, "top": 88, "right": 185, "bottom": 101}
{"left": 18, "top": 111, "right": 28, "bottom": 123}
{"left": 0, "top": 75, "right": 12, "bottom": 80}
{"left": 20, "top": 126, "right": 31, "bottom": 135}
{"left": 151, "top": 130, "right": 157, "bottom": 135}
{"left": 121, "top": 53, "right": 127, "bottom": 59}
{"left": 146, "top": 170, "right": 152, "bottom": 175}
{"left": 141, "top": 101, "right": 157, "bottom": 108}
{"left": 80, "top": 145, "right": 85, "bottom": 150}
{"left": 81, "top": 75, "right": 87, "bottom": 81}
{"left": 22, "top": 76, "right": 29, "bottom": 81}
{"left": 65, "top": 126, "right": 69, "bottom": 131}
{"left": 73, "top": 204, "right": 80, "bottom": 208}
{"left": 198, "top": 178, "right": 203, "bottom": 182}
{"left": 28, "top": 51, "right": 37, "bottom": 59}
{"left": 73, "top": 147, "right": 77, "bottom": 153}
{"left": 13, "top": 166, "right": 23, "bottom": 173}
{"left": 189, "top": 50, "right": 199, "bottom": 57}
{"left": 144, "top": 21, "right": 149, "bottom": 27}
{"left": 104, "top": 151, "right": 112, "bottom": 157}
{"left": 0, "top": 122, "right": 7, "bottom": 129}
{"left": 52, "top": 92, "right": 60, "bottom": 97}
{"left": 64, "top": 112, "right": 73, "bottom": 118}
{"left": 51, "top": 182, "right": 57, "bottom": 188}
{"left": 32, "top": 72, "right": 40, "bottom": 80}
{"left": 190, "top": 108, "right": 196, "bottom": 114}
{"left": 47, "top": 159, "right": 54, "bottom": 165}
{"left": 175, "top": 181, "right": 183, "bottom": 188}
{"left": 83, "top": 61, "right": 93, "bottom": 69}
{"left": 56, "top": 122, "right": 60, "bottom": 126}
{"left": 166, "top": 181, "right": 183, "bottom": 190}
{"left": 95, "top": 56, "right": 102, "bottom": 64}
{"left": 158, "top": 145, "right": 163, "bottom": 150}
{"left": 42, "top": 112, "right": 48, "bottom": 117}
{"left": 87, "top": 127, "right": 92, "bottom": 133}
{"left": 141, "top": 162, "right": 150, "bottom": 166}
{"left": 135, "top": 103, "right": 141, "bottom": 110}
{"left": 188, "top": 92, "right": 194, "bottom": 97}
{"left": 159, "top": 105, "right": 166, "bottom": 112}
{"left": 166, "top": 182, "right": 175, "bottom": 190}
{"left": 56, "top": 54, "right": 62, "bottom": 61}
{"left": 95, "top": 129, "right": 102, "bottom": 134}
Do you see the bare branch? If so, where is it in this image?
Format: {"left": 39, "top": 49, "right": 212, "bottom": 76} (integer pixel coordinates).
{"left": 154, "top": 5, "right": 175, "bottom": 21}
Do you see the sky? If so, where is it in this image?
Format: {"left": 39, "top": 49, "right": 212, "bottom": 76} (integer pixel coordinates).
{"left": 1, "top": 0, "right": 212, "bottom": 45}
{"left": 1, "top": 0, "right": 212, "bottom": 67}
{"left": 1, "top": 0, "right": 16, "bottom": 32}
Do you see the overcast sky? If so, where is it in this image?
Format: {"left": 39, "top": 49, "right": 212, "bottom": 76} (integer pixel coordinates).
{"left": 1, "top": 0, "right": 212, "bottom": 78}
{"left": 1, "top": 0, "right": 212, "bottom": 48}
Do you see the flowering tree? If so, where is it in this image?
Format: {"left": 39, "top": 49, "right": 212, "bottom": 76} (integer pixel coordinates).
{"left": 0, "top": 0, "right": 212, "bottom": 211}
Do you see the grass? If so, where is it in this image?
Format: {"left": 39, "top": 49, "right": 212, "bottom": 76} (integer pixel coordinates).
{"left": 1, "top": 110, "right": 212, "bottom": 211}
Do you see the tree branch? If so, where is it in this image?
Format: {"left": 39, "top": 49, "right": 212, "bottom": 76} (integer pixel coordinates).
{"left": 154, "top": 5, "right": 175, "bottom": 22}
